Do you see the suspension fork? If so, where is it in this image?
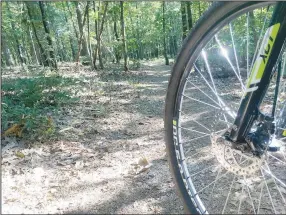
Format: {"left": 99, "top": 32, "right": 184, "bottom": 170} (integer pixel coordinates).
{"left": 228, "top": 2, "right": 286, "bottom": 143}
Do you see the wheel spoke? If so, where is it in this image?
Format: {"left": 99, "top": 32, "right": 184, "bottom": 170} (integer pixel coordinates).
{"left": 229, "top": 23, "right": 242, "bottom": 83}
{"left": 201, "top": 48, "right": 231, "bottom": 118}
{"left": 197, "top": 171, "right": 231, "bottom": 194}
{"left": 261, "top": 166, "right": 286, "bottom": 188}
{"left": 193, "top": 64, "right": 236, "bottom": 119}
{"left": 260, "top": 168, "right": 277, "bottom": 213}
{"left": 179, "top": 126, "right": 209, "bottom": 135}
{"left": 222, "top": 175, "right": 236, "bottom": 214}
{"left": 182, "top": 94, "right": 221, "bottom": 110}
{"left": 182, "top": 134, "right": 210, "bottom": 144}
{"left": 257, "top": 180, "right": 264, "bottom": 214}
{"left": 191, "top": 119, "right": 211, "bottom": 132}
{"left": 264, "top": 163, "right": 286, "bottom": 208}
{"left": 268, "top": 153, "right": 286, "bottom": 165}
{"left": 190, "top": 164, "right": 217, "bottom": 177}
{"left": 215, "top": 35, "right": 245, "bottom": 91}
{"left": 237, "top": 183, "right": 245, "bottom": 214}
{"left": 243, "top": 175, "right": 256, "bottom": 213}
{"left": 186, "top": 78, "right": 221, "bottom": 107}
{"left": 209, "top": 166, "right": 222, "bottom": 202}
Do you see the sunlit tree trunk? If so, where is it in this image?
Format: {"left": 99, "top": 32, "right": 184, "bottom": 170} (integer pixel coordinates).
{"left": 38, "top": 2, "right": 57, "bottom": 69}
{"left": 87, "top": 5, "right": 92, "bottom": 59}
{"left": 94, "top": 2, "right": 108, "bottom": 69}
{"left": 113, "top": 20, "right": 120, "bottom": 64}
{"left": 120, "top": 1, "right": 128, "bottom": 71}
{"left": 74, "top": 2, "right": 90, "bottom": 57}
{"left": 7, "top": 3, "right": 25, "bottom": 65}
{"left": 28, "top": 25, "right": 39, "bottom": 64}
{"left": 63, "top": 2, "right": 76, "bottom": 61}
{"left": 66, "top": 2, "right": 79, "bottom": 41}
{"left": 1, "top": 33, "right": 14, "bottom": 66}
{"left": 75, "top": 2, "right": 89, "bottom": 65}
{"left": 162, "top": 2, "right": 169, "bottom": 65}
{"left": 92, "top": 1, "right": 98, "bottom": 69}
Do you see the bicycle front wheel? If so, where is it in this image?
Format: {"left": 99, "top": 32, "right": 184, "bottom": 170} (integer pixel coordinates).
{"left": 165, "top": 2, "right": 286, "bottom": 214}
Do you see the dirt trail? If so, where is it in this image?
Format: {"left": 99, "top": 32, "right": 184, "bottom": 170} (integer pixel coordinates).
{"left": 2, "top": 60, "right": 184, "bottom": 214}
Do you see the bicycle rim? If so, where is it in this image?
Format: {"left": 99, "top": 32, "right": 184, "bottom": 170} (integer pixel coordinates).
{"left": 172, "top": 2, "right": 286, "bottom": 214}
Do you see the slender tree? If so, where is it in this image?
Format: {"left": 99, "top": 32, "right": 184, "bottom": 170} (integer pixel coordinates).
{"left": 1, "top": 33, "right": 14, "bottom": 66}
{"left": 181, "top": 2, "right": 188, "bottom": 40}
{"left": 39, "top": 1, "right": 57, "bottom": 69}
{"left": 120, "top": 1, "right": 128, "bottom": 71}
{"left": 6, "top": 4, "right": 26, "bottom": 65}
{"left": 62, "top": 2, "right": 77, "bottom": 61}
{"left": 92, "top": 1, "right": 98, "bottom": 69}
{"left": 186, "top": 2, "right": 193, "bottom": 30}
{"left": 162, "top": 2, "right": 169, "bottom": 65}
{"left": 28, "top": 25, "right": 39, "bottom": 64}
{"left": 114, "top": 20, "right": 121, "bottom": 64}
{"left": 67, "top": 2, "right": 79, "bottom": 41}
{"left": 75, "top": 2, "right": 89, "bottom": 64}
{"left": 93, "top": 2, "right": 108, "bottom": 69}
{"left": 74, "top": 2, "right": 90, "bottom": 57}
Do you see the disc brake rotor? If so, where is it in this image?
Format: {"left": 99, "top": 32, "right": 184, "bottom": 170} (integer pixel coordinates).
{"left": 211, "top": 132, "right": 265, "bottom": 176}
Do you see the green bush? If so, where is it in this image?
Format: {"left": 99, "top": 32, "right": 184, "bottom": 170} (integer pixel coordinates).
{"left": 2, "top": 74, "right": 79, "bottom": 140}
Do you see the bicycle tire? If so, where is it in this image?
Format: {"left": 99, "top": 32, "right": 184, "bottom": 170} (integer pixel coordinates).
{"left": 164, "top": 2, "right": 279, "bottom": 214}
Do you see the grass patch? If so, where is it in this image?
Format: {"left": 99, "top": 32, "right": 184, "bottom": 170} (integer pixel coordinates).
{"left": 2, "top": 74, "right": 79, "bottom": 141}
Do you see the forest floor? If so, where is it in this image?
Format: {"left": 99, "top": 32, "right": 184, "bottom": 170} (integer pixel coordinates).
{"left": 2, "top": 59, "right": 185, "bottom": 214}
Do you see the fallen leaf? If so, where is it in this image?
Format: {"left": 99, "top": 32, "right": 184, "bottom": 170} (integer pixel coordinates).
{"left": 138, "top": 157, "right": 149, "bottom": 167}
{"left": 59, "top": 127, "right": 74, "bottom": 133}
{"left": 50, "top": 188, "right": 58, "bottom": 194}
{"left": 135, "top": 157, "right": 152, "bottom": 174}
{"left": 75, "top": 160, "right": 84, "bottom": 169}
{"left": 15, "top": 151, "right": 25, "bottom": 158}
{"left": 136, "top": 166, "right": 151, "bottom": 174}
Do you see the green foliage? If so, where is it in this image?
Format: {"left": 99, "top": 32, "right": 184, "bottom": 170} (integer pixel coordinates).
{"left": 2, "top": 75, "right": 79, "bottom": 140}
{"left": 1, "top": 1, "right": 212, "bottom": 67}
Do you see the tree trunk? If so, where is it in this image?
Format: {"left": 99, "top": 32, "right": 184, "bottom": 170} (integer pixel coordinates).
{"left": 62, "top": 2, "right": 76, "bottom": 61}
{"left": 135, "top": 3, "right": 141, "bottom": 60}
{"left": 113, "top": 21, "right": 120, "bottom": 64}
{"left": 181, "top": 2, "right": 188, "bottom": 40}
{"left": 1, "top": 33, "right": 14, "bottom": 66}
{"left": 92, "top": 1, "right": 98, "bottom": 69}
{"left": 66, "top": 2, "right": 79, "bottom": 41}
{"left": 69, "top": 38, "right": 76, "bottom": 61}
{"left": 74, "top": 2, "right": 90, "bottom": 57}
{"left": 7, "top": 3, "right": 25, "bottom": 65}
{"left": 186, "top": 2, "right": 193, "bottom": 30}
{"left": 28, "top": 25, "right": 39, "bottom": 64}
{"left": 87, "top": 5, "right": 92, "bottom": 59}
{"left": 75, "top": 2, "right": 89, "bottom": 64}
{"left": 94, "top": 2, "right": 108, "bottom": 70}
{"left": 39, "top": 1, "right": 57, "bottom": 70}
{"left": 120, "top": 1, "right": 128, "bottom": 71}
{"left": 26, "top": 3, "right": 48, "bottom": 66}
{"left": 162, "top": 2, "right": 169, "bottom": 65}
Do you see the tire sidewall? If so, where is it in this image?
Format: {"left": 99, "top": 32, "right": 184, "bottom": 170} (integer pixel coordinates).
{"left": 164, "top": 2, "right": 268, "bottom": 213}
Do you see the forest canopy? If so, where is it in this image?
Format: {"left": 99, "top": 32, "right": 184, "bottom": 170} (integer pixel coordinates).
{"left": 1, "top": 1, "right": 211, "bottom": 70}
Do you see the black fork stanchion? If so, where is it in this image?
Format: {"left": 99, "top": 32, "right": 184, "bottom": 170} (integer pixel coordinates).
{"left": 228, "top": 2, "right": 286, "bottom": 145}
